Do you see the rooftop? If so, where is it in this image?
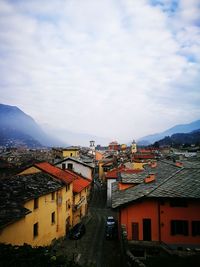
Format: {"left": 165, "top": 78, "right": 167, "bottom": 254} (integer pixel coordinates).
{"left": 119, "top": 172, "right": 148, "bottom": 184}
{"left": 35, "top": 162, "right": 74, "bottom": 184}
{"left": 112, "top": 160, "right": 191, "bottom": 208}
{"left": 63, "top": 169, "right": 91, "bottom": 193}
{"left": 0, "top": 173, "right": 63, "bottom": 229}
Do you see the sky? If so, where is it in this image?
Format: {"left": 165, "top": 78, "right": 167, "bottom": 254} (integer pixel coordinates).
{"left": 0, "top": 0, "right": 200, "bottom": 145}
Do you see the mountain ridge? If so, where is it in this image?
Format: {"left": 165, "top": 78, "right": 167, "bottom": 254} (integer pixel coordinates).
{"left": 0, "top": 103, "right": 66, "bottom": 147}
{"left": 154, "top": 129, "right": 200, "bottom": 147}
{"left": 138, "top": 119, "right": 200, "bottom": 145}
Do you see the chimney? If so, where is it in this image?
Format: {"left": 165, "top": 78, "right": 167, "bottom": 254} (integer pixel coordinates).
{"left": 144, "top": 173, "right": 155, "bottom": 183}
{"left": 151, "top": 161, "right": 157, "bottom": 168}
{"left": 175, "top": 161, "right": 183, "bottom": 167}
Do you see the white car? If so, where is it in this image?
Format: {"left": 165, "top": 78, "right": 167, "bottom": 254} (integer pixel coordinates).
{"left": 106, "top": 216, "right": 116, "bottom": 226}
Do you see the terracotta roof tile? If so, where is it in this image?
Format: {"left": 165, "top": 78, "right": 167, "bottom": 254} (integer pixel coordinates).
{"left": 72, "top": 178, "right": 91, "bottom": 193}
{"left": 35, "top": 162, "right": 74, "bottom": 184}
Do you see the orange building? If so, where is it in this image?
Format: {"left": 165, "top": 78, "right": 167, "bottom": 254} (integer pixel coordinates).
{"left": 112, "top": 161, "right": 200, "bottom": 249}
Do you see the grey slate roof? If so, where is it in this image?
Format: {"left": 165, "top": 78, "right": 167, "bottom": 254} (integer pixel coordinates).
{"left": 119, "top": 172, "right": 148, "bottom": 184}
{"left": 149, "top": 168, "right": 200, "bottom": 199}
{"left": 112, "top": 160, "right": 185, "bottom": 208}
{"left": 0, "top": 172, "right": 64, "bottom": 229}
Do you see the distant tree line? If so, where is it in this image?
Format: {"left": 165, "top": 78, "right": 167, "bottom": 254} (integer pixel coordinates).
{"left": 152, "top": 129, "right": 200, "bottom": 148}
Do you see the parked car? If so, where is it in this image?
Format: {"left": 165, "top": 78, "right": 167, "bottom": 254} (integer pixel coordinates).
{"left": 68, "top": 223, "right": 86, "bottom": 240}
{"left": 105, "top": 225, "right": 117, "bottom": 240}
{"left": 106, "top": 216, "right": 116, "bottom": 226}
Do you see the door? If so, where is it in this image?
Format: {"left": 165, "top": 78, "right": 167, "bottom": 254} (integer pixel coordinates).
{"left": 143, "top": 218, "right": 151, "bottom": 241}
{"left": 132, "top": 222, "right": 139, "bottom": 240}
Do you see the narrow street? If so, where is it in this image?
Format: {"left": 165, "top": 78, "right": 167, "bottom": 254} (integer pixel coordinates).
{"left": 56, "top": 180, "right": 121, "bottom": 267}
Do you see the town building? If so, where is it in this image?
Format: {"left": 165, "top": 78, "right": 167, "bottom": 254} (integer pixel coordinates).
{"left": 65, "top": 170, "right": 91, "bottom": 225}
{"left": 19, "top": 162, "right": 74, "bottom": 229}
{"left": 105, "top": 166, "right": 142, "bottom": 207}
{"left": 112, "top": 160, "right": 200, "bottom": 249}
{"left": 52, "top": 146, "right": 80, "bottom": 162}
{"left": 19, "top": 162, "right": 92, "bottom": 227}
{"left": 56, "top": 157, "right": 94, "bottom": 181}
{"left": 108, "top": 141, "right": 120, "bottom": 151}
{"left": 0, "top": 173, "right": 68, "bottom": 246}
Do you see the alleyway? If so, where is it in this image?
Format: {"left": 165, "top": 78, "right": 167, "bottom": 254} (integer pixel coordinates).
{"left": 56, "top": 180, "right": 121, "bottom": 267}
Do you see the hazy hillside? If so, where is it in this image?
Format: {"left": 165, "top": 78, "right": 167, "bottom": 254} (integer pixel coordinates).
{"left": 138, "top": 120, "right": 200, "bottom": 145}
{"left": 154, "top": 129, "right": 200, "bottom": 147}
{"left": 0, "top": 104, "right": 66, "bottom": 147}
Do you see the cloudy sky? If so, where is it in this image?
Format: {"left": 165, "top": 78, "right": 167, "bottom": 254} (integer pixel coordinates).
{"left": 0, "top": 0, "right": 200, "bottom": 145}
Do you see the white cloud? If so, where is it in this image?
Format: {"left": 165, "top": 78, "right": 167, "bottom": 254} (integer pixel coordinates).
{"left": 0, "top": 0, "right": 200, "bottom": 145}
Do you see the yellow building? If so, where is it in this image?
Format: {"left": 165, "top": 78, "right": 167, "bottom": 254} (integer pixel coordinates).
{"left": 133, "top": 161, "right": 145, "bottom": 170}
{"left": 62, "top": 147, "right": 80, "bottom": 158}
{"left": 19, "top": 162, "right": 91, "bottom": 229}
{"left": 72, "top": 178, "right": 91, "bottom": 225}
{"left": 98, "top": 160, "right": 114, "bottom": 181}
{"left": 19, "top": 162, "right": 73, "bottom": 229}
{"left": 0, "top": 172, "right": 71, "bottom": 246}
{"left": 52, "top": 147, "right": 80, "bottom": 160}
{"left": 121, "top": 144, "right": 127, "bottom": 151}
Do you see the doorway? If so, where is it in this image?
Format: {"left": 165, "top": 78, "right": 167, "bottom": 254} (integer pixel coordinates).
{"left": 143, "top": 218, "right": 151, "bottom": 241}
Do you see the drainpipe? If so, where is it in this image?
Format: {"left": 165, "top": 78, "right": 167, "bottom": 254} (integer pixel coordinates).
{"left": 56, "top": 191, "right": 59, "bottom": 232}
{"left": 158, "top": 201, "right": 161, "bottom": 243}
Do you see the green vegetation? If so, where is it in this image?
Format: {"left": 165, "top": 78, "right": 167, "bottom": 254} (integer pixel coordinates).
{"left": 0, "top": 243, "right": 81, "bottom": 267}
{"left": 142, "top": 254, "right": 200, "bottom": 267}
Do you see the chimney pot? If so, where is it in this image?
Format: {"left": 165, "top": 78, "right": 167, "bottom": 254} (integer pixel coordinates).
{"left": 175, "top": 161, "right": 183, "bottom": 167}
{"left": 144, "top": 173, "right": 155, "bottom": 183}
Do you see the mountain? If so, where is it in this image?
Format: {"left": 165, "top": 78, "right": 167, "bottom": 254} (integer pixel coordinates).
{"left": 154, "top": 129, "right": 200, "bottom": 147}
{"left": 0, "top": 104, "right": 66, "bottom": 147}
{"left": 138, "top": 120, "right": 200, "bottom": 145}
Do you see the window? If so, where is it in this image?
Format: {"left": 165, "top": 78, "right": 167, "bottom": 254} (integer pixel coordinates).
{"left": 33, "top": 222, "right": 38, "bottom": 237}
{"left": 66, "top": 200, "right": 71, "bottom": 211}
{"left": 192, "top": 221, "right": 200, "bottom": 236}
{"left": 62, "top": 163, "right": 66, "bottom": 170}
{"left": 51, "top": 192, "right": 55, "bottom": 201}
{"left": 51, "top": 212, "right": 55, "bottom": 224}
{"left": 171, "top": 220, "right": 188, "bottom": 236}
{"left": 34, "top": 198, "right": 38, "bottom": 209}
{"left": 70, "top": 153, "right": 73, "bottom": 156}
{"left": 67, "top": 163, "right": 73, "bottom": 170}
{"left": 170, "top": 199, "right": 187, "bottom": 207}
{"left": 66, "top": 184, "right": 70, "bottom": 191}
